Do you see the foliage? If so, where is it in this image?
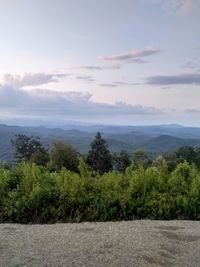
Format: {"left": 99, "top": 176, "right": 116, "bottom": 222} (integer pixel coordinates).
{"left": 132, "top": 149, "right": 152, "bottom": 169}
{"left": 1, "top": 157, "right": 200, "bottom": 223}
{"left": 2, "top": 141, "right": 200, "bottom": 223}
{"left": 50, "top": 141, "right": 79, "bottom": 172}
{"left": 86, "top": 132, "right": 112, "bottom": 174}
{"left": 30, "top": 150, "right": 50, "bottom": 166}
{"left": 113, "top": 150, "right": 131, "bottom": 173}
{"left": 175, "top": 146, "right": 197, "bottom": 164}
{"left": 11, "top": 134, "right": 48, "bottom": 164}
{"left": 163, "top": 146, "right": 200, "bottom": 171}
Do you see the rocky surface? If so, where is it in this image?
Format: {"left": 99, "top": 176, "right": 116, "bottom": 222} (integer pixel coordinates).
{"left": 0, "top": 220, "right": 200, "bottom": 266}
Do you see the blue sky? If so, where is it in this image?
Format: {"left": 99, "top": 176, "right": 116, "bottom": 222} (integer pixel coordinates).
{"left": 0, "top": 0, "right": 200, "bottom": 125}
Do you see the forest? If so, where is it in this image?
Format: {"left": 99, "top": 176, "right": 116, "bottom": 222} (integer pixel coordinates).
{"left": 1, "top": 132, "right": 200, "bottom": 223}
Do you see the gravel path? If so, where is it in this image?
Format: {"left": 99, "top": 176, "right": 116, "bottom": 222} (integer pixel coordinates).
{"left": 0, "top": 220, "right": 200, "bottom": 267}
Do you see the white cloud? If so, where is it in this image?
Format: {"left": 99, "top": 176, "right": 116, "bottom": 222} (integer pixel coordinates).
{"left": 0, "top": 84, "right": 162, "bottom": 119}
{"left": 2, "top": 73, "right": 67, "bottom": 88}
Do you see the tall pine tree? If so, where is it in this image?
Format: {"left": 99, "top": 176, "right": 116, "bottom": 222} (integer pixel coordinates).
{"left": 86, "top": 132, "right": 112, "bottom": 174}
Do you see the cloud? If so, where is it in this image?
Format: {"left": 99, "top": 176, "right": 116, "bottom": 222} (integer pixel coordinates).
{"left": 161, "top": 86, "right": 172, "bottom": 89}
{"left": 114, "top": 81, "right": 141, "bottom": 86}
{"left": 127, "top": 58, "right": 148, "bottom": 64}
{"left": 77, "top": 63, "right": 121, "bottom": 71}
{"left": 185, "top": 108, "right": 200, "bottom": 114}
{"left": 79, "top": 66, "right": 103, "bottom": 71}
{"left": 182, "top": 57, "right": 200, "bottom": 71}
{"left": 98, "top": 48, "right": 161, "bottom": 62}
{"left": 144, "top": 0, "right": 199, "bottom": 14}
{"left": 0, "top": 84, "right": 162, "bottom": 119}
{"left": 146, "top": 73, "right": 200, "bottom": 85}
{"left": 113, "top": 102, "right": 162, "bottom": 115}
{"left": 163, "top": 0, "right": 197, "bottom": 14}
{"left": 3, "top": 73, "right": 67, "bottom": 87}
{"left": 100, "top": 81, "right": 140, "bottom": 87}
{"left": 76, "top": 75, "right": 95, "bottom": 82}
{"left": 100, "top": 83, "right": 118, "bottom": 88}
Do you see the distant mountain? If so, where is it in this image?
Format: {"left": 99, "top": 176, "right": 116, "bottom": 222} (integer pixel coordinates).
{"left": 0, "top": 123, "right": 200, "bottom": 162}
{"left": 142, "top": 135, "right": 200, "bottom": 154}
{"left": 60, "top": 124, "right": 200, "bottom": 139}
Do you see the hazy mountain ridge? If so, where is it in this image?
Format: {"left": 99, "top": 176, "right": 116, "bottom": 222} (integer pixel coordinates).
{"left": 1, "top": 123, "right": 200, "bottom": 162}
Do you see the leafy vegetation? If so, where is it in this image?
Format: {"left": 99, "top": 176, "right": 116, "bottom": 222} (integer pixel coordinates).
{"left": 1, "top": 133, "right": 200, "bottom": 223}
{"left": 11, "top": 134, "right": 49, "bottom": 164}
{"left": 50, "top": 141, "right": 79, "bottom": 172}
{"left": 86, "top": 132, "right": 113, "bottom": 175}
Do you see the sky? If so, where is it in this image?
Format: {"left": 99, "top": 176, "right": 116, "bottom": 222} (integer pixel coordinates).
{"left": 0, "top": 0, "right": 200, "bottom": 126}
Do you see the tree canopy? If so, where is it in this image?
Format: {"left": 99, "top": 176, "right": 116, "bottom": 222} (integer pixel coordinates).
{"left": 113, "top": 150, "right": 131, "bottom": 172}
{"left": 86, "top": 132, "right": 112, "bottom": 174}
{"left": 11, "top": 134, "right": 48, "bottom": 165}
{"left": 50, "top": 141, "right": 79, "bottom": 172}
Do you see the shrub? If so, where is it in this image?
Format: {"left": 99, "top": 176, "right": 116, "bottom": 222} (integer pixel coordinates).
{"left": 1, "top": 159, "right": 200, "bottom": 223}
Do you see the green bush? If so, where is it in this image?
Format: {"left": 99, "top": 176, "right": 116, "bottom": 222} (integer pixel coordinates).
{"left": 1, "top": 159, "right": 200, "bottom": 223}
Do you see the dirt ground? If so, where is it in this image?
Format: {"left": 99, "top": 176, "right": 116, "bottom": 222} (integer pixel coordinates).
{"left": 0, "top": 220, "right": 200, "bottom": 267}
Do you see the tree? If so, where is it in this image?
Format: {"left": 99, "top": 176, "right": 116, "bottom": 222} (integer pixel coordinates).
{"left": 132, "top": 149, "right": 151, "bottom": 168}
{"left": 175, "top": 146, "right": 196, "bottom": 164}
{"left": 163, "top": 151, "right": 178, "bottom": 172}
{"left": 78, "top": 157, "right": 91, "bottom": 178}
{"left": 113, "top": 150, "right": 131, "bottom": 173}
{"left": 50, "top": 141, "right": 79, "bottom": 172}
{"left": 194, "top": 147, "right": 200, "bottom": 168}
{"left": 30, "top": 150, "right": 49, "bottom": 166}
{"left": 86, "top": 132, "right": 112, "bottom": 174}
{"left": 11, "top": 134, "right": 48, "bottom": 163}
{"left": 152, "top": 155, "right": 168, "bottom": 179}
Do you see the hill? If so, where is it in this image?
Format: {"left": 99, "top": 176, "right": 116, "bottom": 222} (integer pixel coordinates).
{"left": 142, "top": 135, "right": 200, "bottom": 154}
{"left": 1, "top": 123, "right": 200, "bottom": 162}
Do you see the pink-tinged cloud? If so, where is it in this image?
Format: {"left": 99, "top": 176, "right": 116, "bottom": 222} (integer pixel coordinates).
{"left": 98, "top": 48, "right": 161, "bottom": 62}
{"left": 144, "top": 0, "right": 198, "bottom": 14}
{"left": 164, "top": 0, "right": 196, "bottom": 14}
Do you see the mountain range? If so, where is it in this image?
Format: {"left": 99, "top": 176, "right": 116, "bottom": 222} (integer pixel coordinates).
{"left": 1, "top": 123, "right": 200, "bottom": 162}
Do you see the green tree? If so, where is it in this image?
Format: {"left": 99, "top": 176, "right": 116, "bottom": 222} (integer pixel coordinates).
{"left": 78, "top": 158, "right": 91, "bottom": 178}
{"left": 194, "top": 147, "right": 200, "bottom": 168}
{"left": 163, "top": 152, "right": 178, "bottom": 172}
{"left": 152, "top": 155, "right": 168, "bottom": 177}
{"left": 30, "top": 150, "right": 50, "bottom": 166}
{"left": 132, "top": 149, "right": 151, "bottom": 168}
{"left": 86, "top": 132, "right": 112, "bottom": 174}
{"left": 11, "top": 134, "right": 47, "bottom": 163}
{"left": 113, "top": 150, "right": 131, "bottom": 173}
{"left": 175, "top": 146, "right": 196, "bottom": 164}
{"left": 50, "top": 141, "right": 79, "bottom": 172}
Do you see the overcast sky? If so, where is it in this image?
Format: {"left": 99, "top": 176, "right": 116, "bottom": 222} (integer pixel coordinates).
{"left": 0, "top": 0, "right": 200, "bottom": 126}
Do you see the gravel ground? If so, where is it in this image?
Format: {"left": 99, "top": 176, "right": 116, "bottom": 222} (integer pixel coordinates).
{"left": 0, "top": 220, "right": 200, "bottom": 267}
